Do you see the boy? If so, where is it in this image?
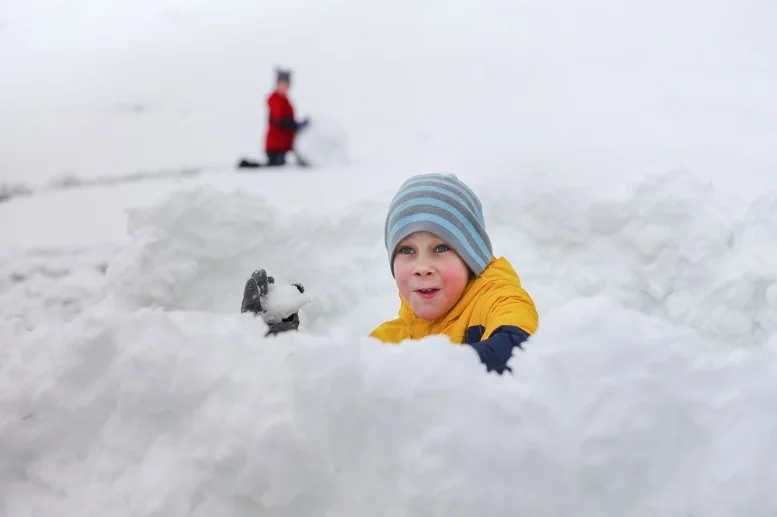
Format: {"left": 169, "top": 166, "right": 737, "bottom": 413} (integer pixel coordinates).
{"left": 264, "top": 68, "right": 309, "bottom": 166}
{"left": 241, "top": 173, "right": 539, "bottom": 374}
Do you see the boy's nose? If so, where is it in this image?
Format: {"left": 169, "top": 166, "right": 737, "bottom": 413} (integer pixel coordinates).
{"left": 412, "top": 261, "right": 435, "bottom": 276}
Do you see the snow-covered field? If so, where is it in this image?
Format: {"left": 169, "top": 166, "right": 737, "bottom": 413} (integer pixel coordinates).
{"left": 2, "top": 0, "right": 777, "bottom": 515}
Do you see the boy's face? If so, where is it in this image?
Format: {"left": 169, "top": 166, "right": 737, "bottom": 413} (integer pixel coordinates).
{"left": 392, "top": 231, "right": 470, "bottom": 321}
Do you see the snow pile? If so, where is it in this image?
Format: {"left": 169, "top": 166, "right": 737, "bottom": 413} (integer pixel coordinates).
{"left": 478, "top": 170, "right": 777, "bottom": 345}
{"left": 102, "top": 186, "right": 390, "bottom": 334}
{"left": 91, "top": 170, "right": 777, "bottom": 345}
{"left": 293, "top": 116, "right": 350, "bottom": 167}
{"left": 3, "top": 135, "right": 777, "bottom": 517}
{"left": 2, "top": 296, "right": 777, "bottom": 516}
{"left": 5, "top": 168, "right": 775, "bottom": 346}
{"left": 0, "top": 246, "right": 117, "bottom": 329}
{"left": 2, "top": 0, "right": 777, "bottom": 512}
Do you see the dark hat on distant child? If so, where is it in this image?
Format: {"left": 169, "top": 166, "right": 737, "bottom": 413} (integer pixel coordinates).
{"left": 384, "top": 173, "right": 493, "bottom": 278}
{"left": 275, "top": 67, "right": 292, "bottom": 83}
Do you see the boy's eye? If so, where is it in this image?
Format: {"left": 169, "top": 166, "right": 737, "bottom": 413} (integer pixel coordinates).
{"left": 398, "top": 246, "right": 414, "bottom": 254}
{"left": 435, "top": 244, "right": 449, "bottom": 253}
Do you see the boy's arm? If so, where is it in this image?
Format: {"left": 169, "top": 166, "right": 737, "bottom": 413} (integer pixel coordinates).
{"left": 468, "top": 325, "right": 530, "bottom": 374}
{"left": 468, "top": 290, "right": 539, "bottom": 374}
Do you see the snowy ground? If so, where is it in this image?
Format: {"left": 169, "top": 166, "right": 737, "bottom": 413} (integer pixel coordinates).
{"left": 2, "top": 0, "right": 777, "bottom": 516}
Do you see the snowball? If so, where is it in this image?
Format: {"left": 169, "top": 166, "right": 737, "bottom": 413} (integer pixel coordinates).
{"left": 261, "top": 283, "right": 311, "bottom": 323}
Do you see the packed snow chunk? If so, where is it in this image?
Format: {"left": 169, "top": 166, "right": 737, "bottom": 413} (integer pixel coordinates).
{"left": 293, "top": 115, "right": 349, "bottom": 167}
{"left": 3, "top": 298, "right": 777, "bottom": 516}
{"left": 261, "top": 283, "right": 310, "bottom": 323}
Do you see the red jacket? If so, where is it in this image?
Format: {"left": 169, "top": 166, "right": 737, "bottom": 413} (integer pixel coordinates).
{"left": 265, "top": 91, "right": 297, "bottom": 153}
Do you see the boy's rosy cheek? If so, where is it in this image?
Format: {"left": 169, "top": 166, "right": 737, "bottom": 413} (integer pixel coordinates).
{"left": 392, "top": 258, "right": 411, "bottom": 286}
{"left": 440, "top": 261, "right": 462, "bottom": 280}
{"left": 392, "top": 258, "right": 405, "bottom": 277}
{"left": 439, "top": 261, "right": 469, "bottom": 290}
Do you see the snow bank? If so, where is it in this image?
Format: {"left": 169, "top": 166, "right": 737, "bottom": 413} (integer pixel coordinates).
{"left": 0, "top": 246, "right": 117, "bottom": 330}
{"left": 476, "top": 170, "right": 777, "bottom": 345}
{"left": 4, "top": 168, "right": 775, "bottom": 344}
{"left": 94, "top": 169, "right": 777, "bottom": 345}
{"left": 293, "top": 116, "right": 350, "bottom": 167}
{"left": 3, "top": 168, "right": 776, "bottom": 515}
{"left": 2, "top": 297, "right": 777, "bottom": 517}
{"left": 102, "top": 185, "right": 390, "bottom": 334}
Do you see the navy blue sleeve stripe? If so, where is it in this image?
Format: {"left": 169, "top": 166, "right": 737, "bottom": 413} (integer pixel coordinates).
{"left": 465, "top": 325, "right": 531, "bottom": 374}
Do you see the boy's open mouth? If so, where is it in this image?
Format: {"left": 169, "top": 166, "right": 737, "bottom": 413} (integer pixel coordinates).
{"left": 414, "top": 288, "right": 440, "bottom": 299}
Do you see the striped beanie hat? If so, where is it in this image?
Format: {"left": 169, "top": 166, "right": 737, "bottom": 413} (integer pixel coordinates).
{"left": 384, "top": 173, "right": 493, "bottom": 277}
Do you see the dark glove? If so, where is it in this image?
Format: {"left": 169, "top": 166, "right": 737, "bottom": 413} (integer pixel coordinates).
{"left": 241, "top": 269, "right": 305, "bottom": 336}
{"left": 296, "top": 118, "right": 310, "bottom": 131}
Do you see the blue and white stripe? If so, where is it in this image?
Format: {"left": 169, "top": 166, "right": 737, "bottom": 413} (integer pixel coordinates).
{"left": 385, "top": 173, "right": 493, "bottom": 277}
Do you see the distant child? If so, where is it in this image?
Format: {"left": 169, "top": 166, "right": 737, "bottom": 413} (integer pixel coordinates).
{"left": 241, "top": 173, "right": 539, "bottom": 374}
{"left": 264, "top": 68, "right": 309, "bottom": 166}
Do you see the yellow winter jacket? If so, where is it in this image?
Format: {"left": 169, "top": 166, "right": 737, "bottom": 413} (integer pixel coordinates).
{"left": 370, "top": 256, "right": 538, "bottom": 371}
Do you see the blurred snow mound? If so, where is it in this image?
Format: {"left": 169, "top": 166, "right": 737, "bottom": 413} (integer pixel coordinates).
{"left": 0, "top": 246, "right": 117, "bottom": 329}
{"left": 2, "top": 298, "right": 777, "bottom": 516}
{"left": 101, "top": 170, "right": 777, "bottom": 346}
{"left": 104, "top": 187, "right": 387, "bottom": 332}
{"left": 0, "top": 181, "right": 33, "bottom": 203}
{"left": 294, "top": 116, "right": 350, "bottom": 167}
{"left": 478, "top": 170, "right": 777, "bottom": 345}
